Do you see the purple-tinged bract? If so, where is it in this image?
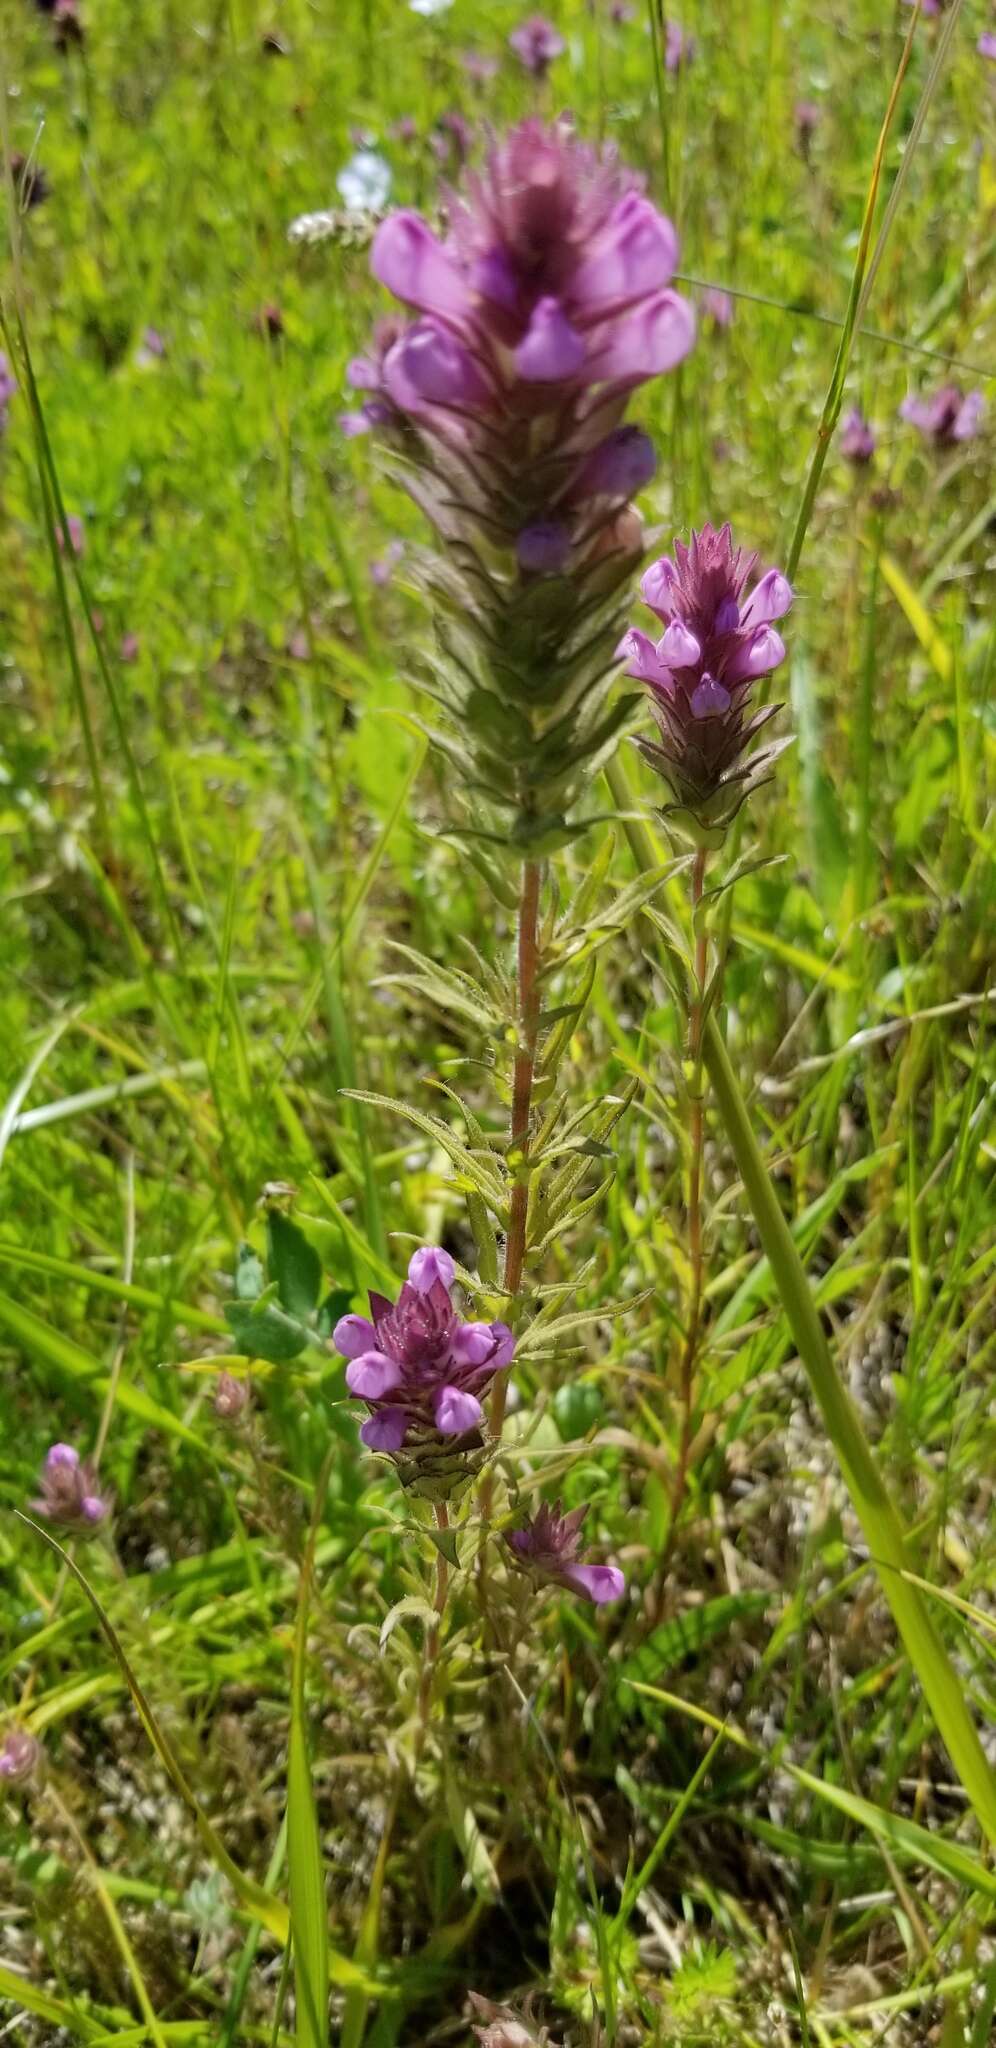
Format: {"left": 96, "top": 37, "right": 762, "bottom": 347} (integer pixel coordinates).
{"left": 334, "top": 1249, "right": 514, "bottom": 1498}
{"left": 900, "top": 385, "right": 985, "bottom": 448}
{"left": 620, "top": 522, "right": 792, "bottom": 843}
{"left": 506, "top": 1499, "right": 625, "bottom": 1603}
{"left": 32, "top": 1443, "right": 110, "bottom": 1537}
{"left": 346, "top": 119, "right": 695, "bottom": 847}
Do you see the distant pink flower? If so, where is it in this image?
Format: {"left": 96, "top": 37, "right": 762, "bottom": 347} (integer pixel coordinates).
{"left": 507, "top": 1500, "right": 625, "bottom": 1603}
{"left": 901, "top": 385, "right": 985, "bottom": 447}
{"left": 0, "top": 351, "right": 16, "bottom": 427}
{"left": 609, "top": 0, "right": 635, "bottom": 21}
{"left": 369, "top": 540, "right": 404, "bottom": 586}
{"left": 701, "top": 285, "right": 734, "bottom": 329}
{"left": 461, "top": 48, "right": 499, "bottom": 84}
{"left": 120, "top": 631, "right": 140, "bottom": 661}
{"left": 31, "top": 1443, "right": 110, "bottom": 1536}
{"left": 839, "top": 407, "right": 876, "bottom": 464}
{"left": 794, "top": 100, "right": 820, "bottom": 158}
{"left": 57, "top": 514, "right": 85, "bottom": 557}
{"left": 430, "top": 110, "right": 473, "bottom": 168}
{"left": 980, "top": 30, "right": 996, "bottom": 59}
{"left": 0, "top": 1728, "right": 41, "bottom": 1787}
{"left": 215, "top": 1371, "right": 251, "bottom": 1420}
{"left": 509, "top": 14, "right": 566, "bottom": 75}
{"left": 135, "top": 326, "right": 166, "bottom": 365}
{"left": 664, "top": 19, "right": 694, "bottom": 70}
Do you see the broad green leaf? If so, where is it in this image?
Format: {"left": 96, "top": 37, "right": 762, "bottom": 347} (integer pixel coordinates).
{"left": 267, "top": 1210, "right": 323, "bottom": 1321}
{"left": 224, "top": 1301, "right": 309, "bottom": 1363}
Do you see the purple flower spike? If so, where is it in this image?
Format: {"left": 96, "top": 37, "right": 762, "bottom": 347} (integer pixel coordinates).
{"left": 507, "top": 1499, "right": 625, "bottom": 1603}
{"left": 347, "top": 118, "right": 695, "bottom": 831}
{"left": 32, "top": 1443, "right": 110, "bottom": 1538}
{"left": 980, "top": 31, "right": 996, "bottom": 60}
{"left": 901, "top": 384, "right": 985, "bottom": 448}
{"left": 664, "top": 19, "right": 695, "bottom": 71}
{"left": 624, "top": 521, "right": 793, "bottom": 839}
{"left": 509, "top": 14, "right": 566, "bottom": 75}
{"left": 336, "top": 1250, "right": 515, "bottom": 1495}
{"left": 839, "top": 407, "right": 876, "bottom": 465}
{"left": 0, "top": 1728, "right": 41, "bottom": 1788}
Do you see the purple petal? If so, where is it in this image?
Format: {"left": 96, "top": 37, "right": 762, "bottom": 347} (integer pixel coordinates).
{"left": 561, "top": 1562, "right": 626, "bottom": 1604}
{"left": 515, "top": 298, "right": 586, "bottom": 382}
{"left": 714, "top": 596, "right": 740, "bottom": 632}
{"left": 690, "top": 676, "right": 731, "bottom": 718}
{"left": 574, "top": 425, "right": 656, "bottom": 499}
{"left": 591, "top": 289, "right": 695, "bottom": 384}
{"left": 338, "top": 410, "right": 372, "bottom": 439}
{"left": 639, "top": 555, "right": 681, "bottom": 619}
{"left": 433, "top": 1385, "right": 484, "bottom": 1434}
{"left": 618, "top": 627, "right": 674, "bottom": 691}
{"left": 952, "top": 391, "right": 985, "bottom": 441}
{"left": 360, "top": 1408, "right": 409, "bottom": 1452}
{"left": 659, "top": 620, "right": 701, "bottom": 666}
{"left": 980, "top": 31, "right": 996, "bottom": 59}
{"left": 81, "top": 1496, "right": 107, "bottom": 1525}
{"left": 573, "top": 194, "right": 679, "bottom": 314}
{"left": 45, "top": 1444, "right": 80, "bottom": 1472}
{"left": 346, "top": 1350, "right": 404, "bottom": 1399}
{"left": 333, "top": 1313, "right": 378, "bottom": 1359}
{"left": 371, "top": 212, "right": 469, "bottom": 319}
{"left": 386, "top": 322, "right": 486, "bottom": 408}
{"left": 740, "top": 568, "right": 793, "bottom": 630}
{"left": 451, "top": 1320, "right": 500, "bottom": 1366}
{"left": 407, "top": 1246, "right": 456, "bottom": 1294}
{"left": 471, "top": 247, "right": 519, "bottom": 311}
{"left": 488, "top": 1321, "right": 516, "bottom": 1369}
{"left": 517, "top": 521, "right": 571, "bottom": 574}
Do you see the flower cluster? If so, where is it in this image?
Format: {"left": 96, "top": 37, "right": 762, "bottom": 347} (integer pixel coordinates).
{"left": 343, "top": 118, "right": 695, "bottom": 845}
{"left": 508, "top": 14, "right": 565, "bottom": 75}
{"left": 901, "top": 384, "right": 984, "bottom": 448}
{"left": 0, "top": 353, "right": 15, "bottom": 435}
{"left": 334, "top": 1248, "right": 514, "bottom": 1497}
{"left": 839, "top": 407, "right": 876, "bottom": 465}
{"left": 621, "top": 522, "right": 792, "bottom": 841}
{"left": 32, "top": 1443, "right": 110, "bottom": 1536}
{"left": 506, "top": 1500, "right": 625, "bottom": 1603}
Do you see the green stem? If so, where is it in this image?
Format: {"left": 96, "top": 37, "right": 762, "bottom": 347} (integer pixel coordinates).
{"left": 605, "top": 752, "right": 996, "bottom": 1850}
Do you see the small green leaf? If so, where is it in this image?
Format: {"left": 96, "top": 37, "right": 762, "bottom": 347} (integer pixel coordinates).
{"left": 267, "top": 1210, "right": 323, "bottom": 1320}
{"left": 425, "top": 1523, "right": 461, "bottom": 1568}
{"left": 225, "top": 1301, "right": 309, "bottom": 1363}
{"left": 316, "top": 1287, "right": 353, "bottom": 1341}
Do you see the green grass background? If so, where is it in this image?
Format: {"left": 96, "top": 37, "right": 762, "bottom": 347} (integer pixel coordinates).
{"left": 1, "top": 0, "right": 995, "bottom": 2042}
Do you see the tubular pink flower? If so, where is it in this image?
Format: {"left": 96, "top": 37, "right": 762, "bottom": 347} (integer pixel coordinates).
{"left": 507, "top": 1500, "right": 625, "bottom": 1603}
{"left": 624, "top": 522, "right": 793, "bottom": 837}
{"left": 371, "top": 213, "right": 469, "bottom": 318}
{"left": 573, "top": 194, "right": 679, "bottom": 314}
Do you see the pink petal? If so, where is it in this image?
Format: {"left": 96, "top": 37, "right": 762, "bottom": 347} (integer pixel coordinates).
{"left": 639, "top": 555, "right": 681, "bottom": 619}
{"left": 561, "top": 1562, "right": 626, "bottom": 1604}
{"left": 618, "top": 628, "right": 674, "bottom": 691}
{"left": 360, "top": 1408, "right": 409, "bottom": 1452}
{"left": 346, "top": 1350, "right": 404, "bottom": 1399}
{"left": 333, "top": 1313, "right": 378, "bottom": 1359}
{"left": 591, "top": 289, "right": 695, "bottom": 384}
{"left": 515, "top": 297, "right": 586, "bottom": 382}
{"left": 740, "top": 568, "right": 793, "bottom": 630}
{"left": 573, "top": 195, "right": 679, "bottom": 314}
{"left": 407, "top": 1247, "right": 456, "bottom": 1294}
{"left": 371, "top": 212, "right": 469, "bottom": 319}
{"left": 433, "top": 1385, "right": 483, "bottom": 1434}
{"left": 659, "top": 620, "right": 700, "bottom": 666}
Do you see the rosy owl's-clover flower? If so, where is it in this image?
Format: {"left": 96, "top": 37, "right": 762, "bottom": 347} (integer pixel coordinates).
{"left": 901, "top": 385, "right": 985, "bottom": 447}
{"left": 334, "top": 1249, "right": 514, "bottom": 1497}
{"left": 507, "top": 1499, "right": 625, "bottom": 1603}
{"left": 839, "top": 407, "right": 876, "bottom": 464}
{"left": 215, "top": 1371, "right": 251, "bottom": 1420}
{"left": 31, "top": 1444, "right": 110, "bottom": 1536}
{"left": 0, "top": 1728, "right": 41, "bottom": 1787}
{"left": 509, "top": 14, "right": 566, "bottom": 74}
{"left": 620, "top": 522, "right": 792, "bottom": 843}
{"left": 344, "top": 119, "right": 695, "bottom": 845}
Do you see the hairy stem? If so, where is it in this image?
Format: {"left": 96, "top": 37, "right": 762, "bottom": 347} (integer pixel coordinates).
{"left": 417, "top": 1502, "right": 450, "bottom": 1747}
{"left": 661, "top": 848, "right": 708, "bottom": 1580}
{"left": 491, "top": 857, "right": 542, "bottom": 1441}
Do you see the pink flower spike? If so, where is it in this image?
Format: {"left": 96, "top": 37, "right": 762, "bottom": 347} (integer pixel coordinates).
{"left": 360, "top": 1408, "right": 409, "bottom": 1452}
{"left": 333, "top": 1312, "right": 378, "bottom": 1358}
{"left": 371, "top": 213, "right": 469, "bottom": 319}
{"left": 740, "top": 567, "right": 793, "bottom": 629}
{"left": 562, "top": 1562, "right": 626, "bottom": 1604}
{"left": 659, "top": 620, "right": 700, "bottom": 666}
{"left": 46, "top": 1444, "right": 80, "bottom": 1472}
{"left": 407, "top": 1247, "right": 456, "bottom": 1294}
{"left": 346, "top": 1351, "right": 404, "bottom": 1399}
{"left": 433, "top": 1385, "right": 483, "bottom": 1434}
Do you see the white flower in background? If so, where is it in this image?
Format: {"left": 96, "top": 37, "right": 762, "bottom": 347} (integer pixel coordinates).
{"left": 336, "top": 150, "right": 392, "bottom": 212}
{"left": 410, "top": 0, "right": 453, "bottom": 15}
